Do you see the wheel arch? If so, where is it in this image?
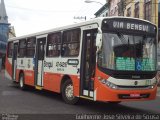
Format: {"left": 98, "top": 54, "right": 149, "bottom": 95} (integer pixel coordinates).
{"left": 60, "top": 75, "right": 72, "bottom": 93}
{"left": 18, "top": 70, "right": 24, "bottom": 82}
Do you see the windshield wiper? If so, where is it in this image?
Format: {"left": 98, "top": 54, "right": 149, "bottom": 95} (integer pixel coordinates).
{"left": 117, "top": 32, "right": 127, "bottom": 44}
{"left": 117, "top": 32, "right": 133, "bottom": 58}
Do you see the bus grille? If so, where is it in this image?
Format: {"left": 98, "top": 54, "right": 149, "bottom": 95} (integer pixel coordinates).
{"left": 117, "top": 85, "right": 151, "bottom": 90}
{"left": 118, "top": 94, "right": 150, "bottom": 99}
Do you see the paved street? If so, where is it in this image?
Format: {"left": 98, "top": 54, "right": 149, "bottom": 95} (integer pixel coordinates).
{"left": 0, "top": 70, "right": 160, "bottom": 119}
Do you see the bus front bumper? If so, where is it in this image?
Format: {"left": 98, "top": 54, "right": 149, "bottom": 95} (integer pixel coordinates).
{"left": 95, "top": 84, "right": 157, "bottom": 102}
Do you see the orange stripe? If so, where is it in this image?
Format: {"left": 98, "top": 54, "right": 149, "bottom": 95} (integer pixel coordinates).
{"left": 5, "top": 58, "right": 12, "bottom": 79}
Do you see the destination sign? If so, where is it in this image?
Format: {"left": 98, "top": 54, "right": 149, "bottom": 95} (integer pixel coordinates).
{"left": 113, "top": 21, "right": 149, "bottom": 32}
{"left": 102, "top": 18, "right": 156, "bottom": 34}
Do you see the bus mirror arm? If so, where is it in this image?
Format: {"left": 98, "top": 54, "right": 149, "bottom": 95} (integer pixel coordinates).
{"left": 96, "top": 28, "right": 102, "bottom": 52}
{"left": 96, "top": 33, "right": 102, "bottom": 52}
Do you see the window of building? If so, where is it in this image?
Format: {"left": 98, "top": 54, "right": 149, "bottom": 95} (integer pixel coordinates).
{"left": 144, "top": 0, "right": 151, "bottom": 21}
{"left": 127, "top": 7, "right": 131, "bottom": 17}
{"left": 26, "top": 37, "right": 36, "bottom": 57}
{"left": 7, "top": 42, "right": 13, "bottom": 58}
{"left": 19, "top": 39, "right": 26, "bottom": 57}
{"left": 47, "top": 32, "right": 61, "bottom": 57}
{"left": 62, "top": 29, "right": 80, "bottom": 57}
{"left": 135, "top": 2, "right": 139, "bottom": 18}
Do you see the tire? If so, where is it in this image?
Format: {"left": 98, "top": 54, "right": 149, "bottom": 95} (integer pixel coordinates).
{"left": 19, "top": 73, "right": 26, "bottom": 90}
{"left": 62, "top": 79, "right": 79, "bottom": 104}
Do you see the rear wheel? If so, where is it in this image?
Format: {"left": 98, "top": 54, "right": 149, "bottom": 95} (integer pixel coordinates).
{"left": 19, "top": 73, "right": 26, "bottom": 90}
{"left": 62, "top": 79, "right": 79, "bottom": 104}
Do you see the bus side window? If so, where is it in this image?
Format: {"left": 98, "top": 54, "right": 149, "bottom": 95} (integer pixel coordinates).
{"left": 26, "top": 37, "right": 36, "bottom": 57}
{"left": 46, "top": 32, "right": 61, "bottom": 57}
{"left": 62, "top": 28, "right": 80, "bottom": 57}
{"left": 7, "top": 42, "right": 13, "bottom": 58}
{"left": 18, "top": 39, "right": 26, "bottom": 57}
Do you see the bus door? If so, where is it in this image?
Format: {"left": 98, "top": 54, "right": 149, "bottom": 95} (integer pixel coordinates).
{"left": 12, "top": 42, "right": 18, "bottom": 80}
{"left": 35, "top": 37, "right": 46, "bottom": 87}
{"left": 80, "top": 29, "right": 97, "bottom": 98}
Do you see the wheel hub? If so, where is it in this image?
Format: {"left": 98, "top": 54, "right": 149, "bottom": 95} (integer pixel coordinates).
{"left": 65, "top": 84, "right": 74, "bottom": 100}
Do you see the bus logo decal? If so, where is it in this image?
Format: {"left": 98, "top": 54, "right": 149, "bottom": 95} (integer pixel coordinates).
{"left": 44, "top": 61, "right": 53, "bottom": 69}
{"left": 134, "top": 81, "right": 138, "bottom": 86}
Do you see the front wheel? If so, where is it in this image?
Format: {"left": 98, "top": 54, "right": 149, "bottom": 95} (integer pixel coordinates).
{"left": 19, "top": 73, "right": 26, "bottom": 90}
{"left": 62, "top": 80, "right": 79, "bottom": 104}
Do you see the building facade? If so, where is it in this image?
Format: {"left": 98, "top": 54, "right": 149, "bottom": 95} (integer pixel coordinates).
{"left": 108, "top": 0, "right": 120, "bottom": 16}
{"left": 103, "top": 0, "right": 158, "bottom": 28}
{"left": 157, "top": 0, "right": 160, "bottom": 69}
{"left": 158, "top": 0, "right": 160, "bottom": 44}
{"left": 0, "top": 0, "right": 10, "bottom": 69}
{"left": 94, "top": 3, "right": 109, "bottom": 17}
{"left": 124, "top": 0, "right": 158, "bottom": 27}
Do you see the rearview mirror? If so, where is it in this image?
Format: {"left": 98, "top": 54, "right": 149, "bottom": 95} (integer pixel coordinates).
{"left": 96, "top": 28, "right": 102, "bottom": 52}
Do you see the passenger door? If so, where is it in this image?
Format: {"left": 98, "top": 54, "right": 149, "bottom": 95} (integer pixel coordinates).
{"left": 80, "top": 29, "right": 97, "bottom": 99}
{"left": 12, "top": 42, "right": 18, "bottom": 80}
{"left": 35, "top": 37, "right": 46, "bottom": 87}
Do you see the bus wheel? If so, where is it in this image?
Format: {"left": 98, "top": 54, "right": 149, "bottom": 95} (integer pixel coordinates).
{"left": 62, "top": 80, "right": 79, "bottom": 104}
{"left": 19, "top": 73, "right": 26, "bottom": 90}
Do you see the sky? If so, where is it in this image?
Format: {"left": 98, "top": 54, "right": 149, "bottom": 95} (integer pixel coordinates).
{"left": 4, "top": 0, "right": 106, "bottom": 36}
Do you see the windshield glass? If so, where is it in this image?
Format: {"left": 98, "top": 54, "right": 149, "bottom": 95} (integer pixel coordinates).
{"left": 98, "top": 32, "right": 156, "bottom": 71}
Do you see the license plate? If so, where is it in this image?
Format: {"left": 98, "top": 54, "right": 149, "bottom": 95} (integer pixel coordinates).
{"left": 130, "top": 94, "right": 140, "bottom": 97}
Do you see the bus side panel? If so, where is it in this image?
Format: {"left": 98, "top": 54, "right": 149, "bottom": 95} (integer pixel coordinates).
{"left": 70, "top": 75, "right": 80, "bottom": 97}
{"left": 16, "top": 69, "right": 20, "bottom": 82}
{"left": 24, "top": 70, "right": 35, "bottom": 86}
{"left": 43, "top": 72, "right": 62, "bottom": 93}
{"left": 43, "top": 73, "right": 80, "bottom": 96}
{"left": 5, "top": 58, "right": 12, "bottom": 80}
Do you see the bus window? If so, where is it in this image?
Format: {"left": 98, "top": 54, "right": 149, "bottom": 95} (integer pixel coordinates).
{"left": 62, "top": 29, "right": 80, "bottom": 57}
{"left": 18, "top": 39, "right": 26, "bottom": 57}
{"left": 47, "top": 32, "right": 61, "bottom": 57}
{"left": 26, "top": 37, "right": 36, "bottom": 57}
{"left": 7, "top": 42, "right": 13, "bottom": 58}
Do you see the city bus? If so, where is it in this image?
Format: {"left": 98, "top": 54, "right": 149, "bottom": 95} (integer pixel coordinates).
{"left": 5, "top": 17, "right": 158, "bottom": 104}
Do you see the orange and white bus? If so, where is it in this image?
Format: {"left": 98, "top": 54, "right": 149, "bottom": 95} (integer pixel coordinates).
{"left": 5, "top": 17, "right": 158, "bottom": 104}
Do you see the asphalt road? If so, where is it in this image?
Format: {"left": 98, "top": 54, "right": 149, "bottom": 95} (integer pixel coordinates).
{"left": 0, "top": 70, "right": 160, "bottom": 120}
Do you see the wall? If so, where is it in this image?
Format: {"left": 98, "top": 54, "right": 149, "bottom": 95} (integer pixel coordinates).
{"left": 124, "top": 0, "right": 158, "bottom": 27}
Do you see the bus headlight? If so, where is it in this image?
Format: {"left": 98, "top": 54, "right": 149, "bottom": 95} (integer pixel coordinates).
{"left": 149, "top": 80, "right": 157, "bottom": 89}
{"left": 150, "top": 80, "right": 158, "bottom": 89}
{"left": 100, "top": 79, "right": 118, "bottom": 89}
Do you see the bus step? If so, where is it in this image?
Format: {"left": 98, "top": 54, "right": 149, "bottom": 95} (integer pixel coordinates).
{"left": 35, "top": 86, "right": 43, "bottom": 90}
{"left": 79, "top": 96, "right": 93, "bottom": 100}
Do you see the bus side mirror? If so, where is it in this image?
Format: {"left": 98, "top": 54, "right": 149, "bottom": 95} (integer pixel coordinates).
{"left": 96, "top": 33, "right": 102, "bottom": 52}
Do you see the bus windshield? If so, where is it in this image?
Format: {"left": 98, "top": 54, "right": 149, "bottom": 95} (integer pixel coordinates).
{"left": 98, "top": 32, "right": 156, "bottom": 71}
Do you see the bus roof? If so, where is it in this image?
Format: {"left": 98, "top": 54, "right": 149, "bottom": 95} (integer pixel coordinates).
{"left": 9, "top": 16, "right": 156, "bottom": 41}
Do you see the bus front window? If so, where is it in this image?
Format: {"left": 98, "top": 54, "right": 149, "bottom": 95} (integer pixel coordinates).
{"left": 98, "top": 32, "right": 156, "bottom": 71}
